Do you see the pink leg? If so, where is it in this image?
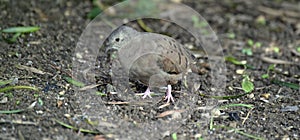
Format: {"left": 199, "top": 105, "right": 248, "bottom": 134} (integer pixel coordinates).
{"left": 164, "top": 85, "right": 174, "bottom": 103}
{"left": 142, "top": 87, "right": 152, "bottom": 99}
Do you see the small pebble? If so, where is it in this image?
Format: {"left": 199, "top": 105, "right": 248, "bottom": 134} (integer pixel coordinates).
{"left": 172, "top": 111, "right": 182, "bottom": 119}
{"left": 281, "top": 106, "right": 299, "bottom": 112}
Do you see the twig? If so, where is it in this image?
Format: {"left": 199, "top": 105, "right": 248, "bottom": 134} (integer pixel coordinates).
{"left": 106, "top": 101, "right": 129, "bottom": 105}
{"left": 260, "top": 55, "right": 295, "bottom": 65}
{"left": 156, "top": 109, "right": 185, "bottom": 118}
{"left": 242, "top": 108, "right": 253, "bottom": 125}
{"left": 79, "top": 84, "right": 101, "bottom": 91}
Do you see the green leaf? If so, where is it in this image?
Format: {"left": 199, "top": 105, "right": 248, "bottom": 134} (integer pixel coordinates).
{"left": 4, "top": 93, "right": 14, "bottom": 98}
{"left": 171, "top": 133, "right": 177, "bottom": 140}
{"left": 203, "top": 92, "right": 249, "bottom": 100}
{"left": 0, "top": 80, "right": 13, "bottom": 86}
{"left": 256, "top": 15, "right": 266, "bottom": 25}
{"left": 271, "top": 80, "right": 299, "bottom": 90}
{"left": 225, "top": 56, "right": 255, "bottom": 68}
{"left": 95, "top": 91, "right": 106, "bottom": 96}
{"left": 0, "top": 109, "right": 24, "bottom": 114}
{"left": 268, "top": 64, "right": 275, "bottom": 71}
{"left": 247, "top": 39, "right": 254, "bottom": 46}
{"left": 227, "top": 32, "right": 235, "bottom": 39}
{"left": 218, "top": 103, "right": 254, "bottom": 109}
{"left": 0, "top": 85, "right": 39, "bottom": 92}
{"left": 34, "top": 94, "right": 39, "bottom": 98}
{"left": 38, "top": 98, "right": 43, "bottom": 106}
{"left": 254, "top": 42, "right": 262, "bottom": 48}
{"left": 7, "top": 32, "right": 21, "bottom": 43}
{"left": 242, "top": 75, "right": 254, "bottom": 93}
{"left": 225, "top": 56, "right": 246, "bottom": 65}
{"left": 242, "top": 48, "right": 253, "bottom": 56}
{"left": 261, "top": 74, "right": 269, "bottom": 79}
{"left": 273, "top": 47, "right": 280, "bottom": 53}
{"left": 64, "top": 77, "right": 85, "bottom": 87}
{"left": 296, "top": 47, "right": 300, "bottom": 52}
{"left": 87, "top": 7, "right": 102, "bottom": 19}
{"left": 2, "top": 26, "right": 40, "bottom": 33}
{"left": 137, "top": 19, "right": 153, "bottom": 32}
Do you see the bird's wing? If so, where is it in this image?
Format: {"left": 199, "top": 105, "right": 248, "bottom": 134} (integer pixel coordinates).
{"left": 151, "top": 35, "right": 191, "bottom": 74}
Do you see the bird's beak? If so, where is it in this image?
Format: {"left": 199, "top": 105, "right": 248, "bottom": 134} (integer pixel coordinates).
{"left": 105, "top": 47, "right": 113, "bottom": 54}
{"left": 105, "top": 46, "right": 118, "bottom": 54}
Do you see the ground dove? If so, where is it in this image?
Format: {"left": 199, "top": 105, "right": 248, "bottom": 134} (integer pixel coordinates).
{"left": 105, "top": 26, "right": 198, "bottom": 103}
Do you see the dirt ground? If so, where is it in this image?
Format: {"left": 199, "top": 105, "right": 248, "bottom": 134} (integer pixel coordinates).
{"left": 0, "top": 0, "right": 299, "bottom": 140}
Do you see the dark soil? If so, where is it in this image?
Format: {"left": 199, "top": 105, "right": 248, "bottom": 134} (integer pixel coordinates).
{"left": 0, "top": 0, "right": 299, "bottom": 140}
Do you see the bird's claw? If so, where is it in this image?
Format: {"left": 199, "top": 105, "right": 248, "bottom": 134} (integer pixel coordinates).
{"left": 164, "top": 85, "right": 174, "bottom": 103}
{"left": 164, "top": 94, "right": 174, "bottom": 103}
{"left": 142, "top": 87, "right": 152, "bottom": 99}
{"left": 142, "top": 85, "right": 175, "bottom": 103}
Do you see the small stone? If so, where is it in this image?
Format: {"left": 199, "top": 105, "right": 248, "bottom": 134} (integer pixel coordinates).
{"left": 0, "top": 97, "right": 8, "bottom": 104}
{"left": 247, "top": 93, "right": 254, "bottom": 99}
{"left": 260, "top": 93, "right": 270, "bottom": 99}
{"left": 75, "top": 53, "right": 83, "bottom": 59}
{"left": 236, "top": 69, "right": 244, "bottom": 74}
{"left": 64, "top": 114, "right": 71, "bottom": 118}
{"left": 58, "top": 90, "right": 66, "bottom": 95}
{"left": 36, "top": 110, "right": 43, "bottom": 114}
{"left": 172, "top": 111, "right": 182, "bottom": 119}
{"left": 211, "top": 108, "right": 221, "bottom": 117}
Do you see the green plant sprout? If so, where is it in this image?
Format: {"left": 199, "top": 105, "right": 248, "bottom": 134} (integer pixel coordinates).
{"left": 1, "top": 26, "right": 40, "bottom": 43}
{"left": 64, "top": 76, "right": 85, "bottom": 88}
{"left": 242, "top": 48, "right": 253, "bottom": 56}
{"left": 243, "top": 39, "right": 262, "bottom": 56}
{"left": 297, "top": 46, "right": 300, "bottom": 52}
{"left": 227, "top": 32, "right": 236, "bottom": 39}
{"left": 242, "top": 74, "right": 254, "bottom": 93}
{"left": 225, "top": 56, "right": 255, "bottom": 69}
{"left": 254, "top": 42, "right": 262, "bottom": 48}
{"left": 273, "top": 46, "right": 280, "bottom": 53}
{"left": 255, "top": 15, "right": 266, "bottom": 25}
{"left": 261, "top": 64, "right": 275, "bottom": 79}
{"left": 38, "top": 98, "right": 43, "bottom": 106}
{"left": 247, "top": 39, "right": 262, "bottom": 48}
{"left": 171, "top": 133, "right": 177, "bottom": 140}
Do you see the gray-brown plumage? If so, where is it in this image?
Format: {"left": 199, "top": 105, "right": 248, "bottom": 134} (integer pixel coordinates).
{"left": 105, "top": 26, "right": 198, "bottom": 103}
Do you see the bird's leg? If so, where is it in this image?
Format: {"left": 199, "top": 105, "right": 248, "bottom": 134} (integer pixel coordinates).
{"left": 142, "top": 87, "right": 152, "bottom": 99}
{"left": 164, "top": 85, "right": 174, "bottom": 103}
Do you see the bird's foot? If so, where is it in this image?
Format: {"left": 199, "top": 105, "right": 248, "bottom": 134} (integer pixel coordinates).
{"left": 142, "top": 87, "right": 153, "bottom": 99}
{"left": 164, "top": 85, "right": 174, "bottom": 103}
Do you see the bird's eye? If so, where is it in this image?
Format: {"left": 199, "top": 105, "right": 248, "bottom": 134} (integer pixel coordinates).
{"left": 115, "top": 38, "right": 120, "bottom": 42}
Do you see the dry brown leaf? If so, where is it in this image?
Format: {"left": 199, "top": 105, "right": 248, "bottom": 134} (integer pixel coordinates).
{"left": 16, "top": 64, "right": 53, "bottom": 76}
{"left": 57, "top": 100, "right": 63, "bottom": 107}
{"left": 79, "top": 84, "right": 101, "bottom": 91}
{"left": 156, "top": 110, "right": 184, "bottom": 118}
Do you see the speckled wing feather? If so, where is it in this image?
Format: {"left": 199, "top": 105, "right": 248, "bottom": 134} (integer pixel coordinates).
{"left": 153, "top": 36, "right": 191, "bottom": 75}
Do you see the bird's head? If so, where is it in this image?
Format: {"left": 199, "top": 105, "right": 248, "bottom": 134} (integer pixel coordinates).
{"left": 105, "top": 26, "right": 139, "bottom": 53}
